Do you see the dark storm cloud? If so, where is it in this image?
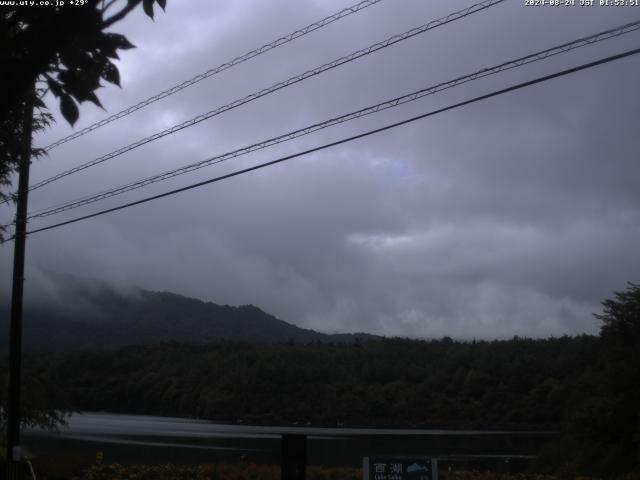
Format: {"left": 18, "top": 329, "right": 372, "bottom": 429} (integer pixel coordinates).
{"left": 2, "top": 0, "right": 639, "bottom": 338}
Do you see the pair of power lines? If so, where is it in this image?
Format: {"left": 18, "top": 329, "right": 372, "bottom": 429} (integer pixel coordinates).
{"left": 3, "top": 0, "right": 640, "bottom": 240}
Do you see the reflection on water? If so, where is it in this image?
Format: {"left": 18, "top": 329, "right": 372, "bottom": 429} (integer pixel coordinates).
{"left": 23, "top": 413, "right": 555, "bottom": 469}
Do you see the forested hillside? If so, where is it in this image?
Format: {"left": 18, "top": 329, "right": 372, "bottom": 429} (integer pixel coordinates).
{"left": 0, "top": 277, "right": 375, "bottom": 352}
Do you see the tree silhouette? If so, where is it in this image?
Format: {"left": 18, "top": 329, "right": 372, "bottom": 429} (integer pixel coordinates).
{"left": 540, "top": 283, "right": 640, "bottom": 476}
{"left": 0, "top": 0, "right": 168, "bottom": 460}
{"left": 0, "top": 0, "right": 166, "bottom": 235}
{"left": 597, "top": 282, "right": 640, "bottom": 346}
{"left": 594, "top": 282, "right": 640, "bottom": 474}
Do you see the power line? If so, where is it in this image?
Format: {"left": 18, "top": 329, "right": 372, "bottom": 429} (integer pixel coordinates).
{"left": 25, "top": 20, "right": 640, "bottom": 220}
{"left": 42, "top": 0, "right": 386, "bottom": 152}
{"left": 26, "top": 0, "right": 506, "bottom": 194}
{"left": 20, "top": 46, "right": 640, "bottom": 239}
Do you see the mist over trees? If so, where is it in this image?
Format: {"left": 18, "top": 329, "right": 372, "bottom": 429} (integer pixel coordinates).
{"left": 0, "top": 284, "right": 377, "bottom": 352}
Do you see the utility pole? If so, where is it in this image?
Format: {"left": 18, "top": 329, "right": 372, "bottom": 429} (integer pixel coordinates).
{"left": 6, "top": 88, "right": 34, "bottom": 478}
{"left": 281, "top": 434, "right": 306, "bottom": 480}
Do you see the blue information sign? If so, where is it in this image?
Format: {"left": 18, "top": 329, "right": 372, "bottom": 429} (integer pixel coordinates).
{"left": 363, "top": 457, "right": 437, "bottom": 480}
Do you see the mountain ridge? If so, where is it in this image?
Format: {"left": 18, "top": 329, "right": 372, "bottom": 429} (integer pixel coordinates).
{"left": 0, "top": 274, "right": 378, "bottom": 352}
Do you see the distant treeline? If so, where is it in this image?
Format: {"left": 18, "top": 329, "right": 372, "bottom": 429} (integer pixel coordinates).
{"left": 17, "top": 336, "right": 599, "bottom": 429}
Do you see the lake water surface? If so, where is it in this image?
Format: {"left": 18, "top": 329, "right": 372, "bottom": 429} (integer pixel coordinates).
{"left": 24, "top": 413, "right": 555, "bottom": 469}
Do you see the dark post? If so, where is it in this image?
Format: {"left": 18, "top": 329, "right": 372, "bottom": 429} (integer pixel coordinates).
{"left": 6, "top": 91, "right": 34, "bottom": 476}
{"left": 281, "top": 434, "right": 306, "bottom": 480}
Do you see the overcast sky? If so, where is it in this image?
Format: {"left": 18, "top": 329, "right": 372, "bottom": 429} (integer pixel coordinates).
{"left": 2, "top": 0, "right": 639, "bottom": 339}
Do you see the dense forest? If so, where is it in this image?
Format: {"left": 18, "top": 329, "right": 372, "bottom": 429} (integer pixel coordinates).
{"left": 18, "top": 336, "right": 598, "bottom": 429}
{"left": 3, "top": 332, "right": 634, "bottom": 476}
